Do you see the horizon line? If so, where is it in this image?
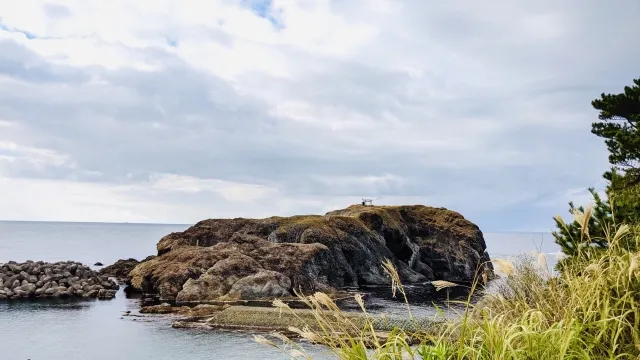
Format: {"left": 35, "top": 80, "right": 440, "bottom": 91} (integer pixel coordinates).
{"left": 0, "top": 219, "right": 193, "bottom": 226}
{"left": 0, "top": 219, "right": 554, "bottom": 233}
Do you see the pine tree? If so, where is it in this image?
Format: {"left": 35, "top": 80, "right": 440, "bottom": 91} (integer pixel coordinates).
{"left": 591, "top": 78, "right": 640, "bottom": 181}
{"left": 553, "top": 78, "right": 640, "bottom": 259}
{"left": 552, "top": 188, "right": 612, "bottom": 257}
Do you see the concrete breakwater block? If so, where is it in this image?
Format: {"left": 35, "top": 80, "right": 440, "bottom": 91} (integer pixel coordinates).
{"left": 0, "top": 260, "right": 119, "bottom": 300}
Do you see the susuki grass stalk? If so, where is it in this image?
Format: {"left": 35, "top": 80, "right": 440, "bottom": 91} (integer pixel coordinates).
{"left": 257, "top": 205, "right": 640, "bottom": 359}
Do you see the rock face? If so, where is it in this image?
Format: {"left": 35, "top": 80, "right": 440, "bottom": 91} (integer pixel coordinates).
{"left": 99, "top": 258, "right": 140, "bottom": 284}
{"left": 131, "top": 205, "right": 493, "bottom": 303}
{"left": 0, "top": 261, "right": 119, "bottom": 300}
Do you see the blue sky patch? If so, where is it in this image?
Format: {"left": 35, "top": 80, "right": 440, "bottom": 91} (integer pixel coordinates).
{"left": 242, "top": 0, "right": 284, "bottom": 29}
{"left": 165, "top": 37, "right": 179, "bottom": 48}
{"left": 0, "top": 22, "right": 39, "bottom": 40}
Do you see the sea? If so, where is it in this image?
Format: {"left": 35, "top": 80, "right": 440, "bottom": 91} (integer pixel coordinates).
{"left": 0, "top": 221, "right": 562, "bottom": 360}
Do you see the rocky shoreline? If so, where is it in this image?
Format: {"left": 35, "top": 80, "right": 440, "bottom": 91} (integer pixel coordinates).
{"left": 1, "top": 204, "right": 493, "bottom": 339}
{"left": 128, "top": 205, "right": 494, "bottom": 304}
{"left": 0, "top": 261, "right": 119, "bottom": 300}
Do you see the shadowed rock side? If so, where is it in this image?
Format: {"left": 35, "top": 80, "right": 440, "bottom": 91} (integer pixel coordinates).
{"left": 131, "top": 205, "right": 493, "bottom": 303}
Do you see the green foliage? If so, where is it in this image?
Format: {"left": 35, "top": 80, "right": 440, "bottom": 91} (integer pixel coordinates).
{"left": 554, "top": 78, "right": 640, "bottom": 258}
{"left": 591, "top": 78, "right": 640, "bottom": 173}
{"left": 606, "top": 168, "right": 640, "bottom": 224}
{"left": 551, "top": 188, "right": 612, "bottom": 258}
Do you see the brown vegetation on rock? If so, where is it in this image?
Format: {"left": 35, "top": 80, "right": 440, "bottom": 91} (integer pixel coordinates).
{"left": 131, "top": 205, "right": 493, "bottom": 303}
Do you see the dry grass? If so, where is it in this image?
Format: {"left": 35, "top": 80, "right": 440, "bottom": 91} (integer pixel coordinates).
{"left": 257, "top": 207, "right": 640, "bottom": 359}
{"left": 327, "top": 205, "right": 481, "bottom": 241}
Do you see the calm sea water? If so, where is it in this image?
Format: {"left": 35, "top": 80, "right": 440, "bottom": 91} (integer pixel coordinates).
{"left": 0, "top": 221, "right": 561, "bottom": 360}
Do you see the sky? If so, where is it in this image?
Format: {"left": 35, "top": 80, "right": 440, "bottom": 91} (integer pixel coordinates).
{"left": 0, "top": 0, "right": 638, "bottom": 231}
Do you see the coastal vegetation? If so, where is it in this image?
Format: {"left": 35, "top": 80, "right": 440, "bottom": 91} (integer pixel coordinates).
{"left": 256, "top": 78, "right": 640, "bottom": 359}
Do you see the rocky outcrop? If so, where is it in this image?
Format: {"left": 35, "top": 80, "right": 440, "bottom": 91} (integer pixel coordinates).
{"left": 327, "top": 206, "right": 493, "bottom": 282}
{"left": 131, "top": 205, "right": 493, "bottom": 303}
{"left": 99, "top": 258, "right": 140, "bottom": 284}
{"left": 132, "top": 234, "right": 341, "bottom": 302}
{"left": 0, "top": 261, "right": 119, "bottom": 300}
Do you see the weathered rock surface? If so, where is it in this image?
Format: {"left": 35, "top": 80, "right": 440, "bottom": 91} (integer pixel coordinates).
{"left": 99, "top": 258, "right": 140, "bottom": 284}
{"left": 0, "top": 261, "right": 119, "bottom": 300}
{"left": 131, "top": 205, "right": 494, "bottom": 303}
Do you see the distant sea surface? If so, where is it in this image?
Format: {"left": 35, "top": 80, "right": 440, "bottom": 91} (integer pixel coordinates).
{"left": 0, "top": 221, "right": 561, "bottom": 360}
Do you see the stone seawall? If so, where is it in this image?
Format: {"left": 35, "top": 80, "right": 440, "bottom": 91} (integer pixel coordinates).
{"left": 0, "top": 261, "right": 119, "bottom": 300}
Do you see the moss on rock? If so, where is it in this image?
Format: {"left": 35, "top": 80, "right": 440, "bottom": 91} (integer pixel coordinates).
{"left": 131, "top": 205, "right": 493, "bottom": 303}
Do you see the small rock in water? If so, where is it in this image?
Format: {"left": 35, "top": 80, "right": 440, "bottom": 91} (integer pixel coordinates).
{"left": 94, "top": 262, "right": 104, "bottom": 266}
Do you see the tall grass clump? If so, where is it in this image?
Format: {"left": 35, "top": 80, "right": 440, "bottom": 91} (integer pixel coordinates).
{"left": 257, "top": 206, "right": 640, "bottom": 359}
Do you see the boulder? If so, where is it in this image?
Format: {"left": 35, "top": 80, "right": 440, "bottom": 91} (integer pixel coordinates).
{"left": 44, "top": 287, "right": 58, "bottom": 295}
{"left": 130, "top": 205, "right": 494, "bottom": 302}
{"left": 19, "top": 271, "right": 31, "bottom": 282}
{"left": 176, "top": 275, "right": 227, "bottom": 303}
{"left": 225, "top": 270, "right": 292, "bottom": 300}
{"left": 6, "top": 275, "right": 18, "bottom": 287}
{"left": 174, "top": 253, "right": 265, "bottom": 303}
{"left": 99, "top": 258, "right": 140, "bottom": 283}
{"left": 24, "top": 283, "right": 36, "bottom": 296}
{"left": 97, "top": 289, "right": 116, "bottom": 299}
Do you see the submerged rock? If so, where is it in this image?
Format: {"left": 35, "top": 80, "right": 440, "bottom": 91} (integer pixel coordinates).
{"left": 0, "top": 261, "right": 119, "bottom": 301}
{"left": 130, "top": 205, "right": 494, "bottom": 303}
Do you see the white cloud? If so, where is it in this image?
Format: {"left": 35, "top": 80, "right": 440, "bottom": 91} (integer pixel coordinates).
{"left": 0, "top": 0, "right": 637, "bottom": 230}
{"left": 148, "top": 173, "right": 277, "bottom": 202}
{"left": 0, "top": 141, "right": 68, "bottom": 166}
{"left": 0, "top": 141, "right": 74, "bottom": 178}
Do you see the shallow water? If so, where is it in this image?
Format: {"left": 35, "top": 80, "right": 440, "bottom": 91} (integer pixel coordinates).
{"left": 0, "top": 288, "right": 335, "bottom": 360}
{"left": 0, "top": 221, "right": 561, "bottom": 360}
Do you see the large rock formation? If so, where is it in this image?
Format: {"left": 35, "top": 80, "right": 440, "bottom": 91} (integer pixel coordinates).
{"left": 0, "top": 261, "right": 119, "bottom": 300}
{"left": 131, "top": 205, "right": 493, "bottom": 303}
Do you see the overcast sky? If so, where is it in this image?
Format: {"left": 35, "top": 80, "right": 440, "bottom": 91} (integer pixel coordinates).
{"left": 0, "top": 0, "right": 638, "bottom": 230}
